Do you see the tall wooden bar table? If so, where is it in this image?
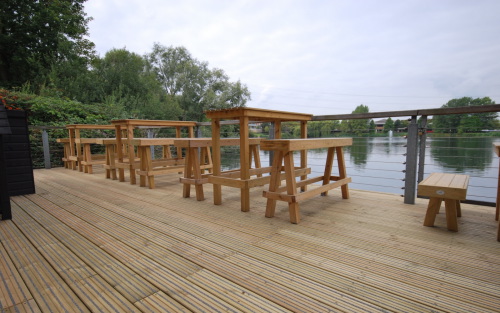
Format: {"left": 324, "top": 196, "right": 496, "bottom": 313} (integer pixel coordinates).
{"left": 494, "top": 143, "right": 500, "bottom": 241}
{"left": 111, "top": 119, "right": 196, "bottom": 185}
{"left": 66, "top": 124, "right": 115, "bottom": 171}
{"left": 205, "top": 107, "right": 312, "bottom": 212}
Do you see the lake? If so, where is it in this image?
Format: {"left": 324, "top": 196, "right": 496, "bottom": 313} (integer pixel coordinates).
{"left": 222, "top": 136, "right": 500, "bottom": 204}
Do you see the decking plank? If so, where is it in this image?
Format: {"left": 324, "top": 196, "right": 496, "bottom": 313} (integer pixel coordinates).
{"left": 34, "top": 169, "right": 498, "bottom": 312}
{"left": 2, "top": 168, "right": 498, "bottom": 313}
{"left": 0, "top": 232, "right": 40, "bottom": 312}
{"left": 0, "top": 212, "right": 91, "bottom": 313}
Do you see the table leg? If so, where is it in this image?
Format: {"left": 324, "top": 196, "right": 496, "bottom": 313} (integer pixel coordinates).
{"left": 127, "top": 126, "right": 136, "bottom": 185}
{"left": 212, "top": 119, "right": 222, "bottom": 205}
{"left": 139, "top": 147, "right": 147, "bottom": 188}
{"left": 321, "top": 147, "right": 335, "bottom": 196}
{"left": 182, "top": 148, "right": 193, "bottom": 198}
{"left": 83, "top": 143, "right": 92, "bottom": 174}
{"left": 265, "top": 150, "right": 284, "bottom": 218}
{"left": 191, "top": 147, "right": 204, "bottom": 201}
{"left": 109, "top": 144, "right": 117, "bottom": 180}
{"left": 240, "top": 116, "right": 251, "bottom": 212}
{"left": 336, "top": 147, "right": 349, "bottom": 199}
{"left": 284, "top": 152, "right": 300, "bottom": 224}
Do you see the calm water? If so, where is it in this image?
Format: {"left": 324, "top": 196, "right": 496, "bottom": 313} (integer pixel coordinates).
{"left": 222, "top": 136, "right": 500, "bottom": 203}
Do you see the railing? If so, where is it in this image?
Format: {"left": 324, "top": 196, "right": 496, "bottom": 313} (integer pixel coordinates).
{"left": 28, "top": 104, "right": 500, "bottom": 206}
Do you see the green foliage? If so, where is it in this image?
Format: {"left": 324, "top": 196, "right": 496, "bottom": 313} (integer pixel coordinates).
{"left": 307, "top": 120, "right": 340, "bottom": 137}
{"left": 347, "top": 104, "right": 370, "bottom": 135}
{"left": 14, "top": 91, "right": 110, "bottom": 126}
{"left": 432, "top": 97, "right": 497, "bottom": 133}
{"left": 146, "top": 43, "right": 251, "bottom": 122}
{"left": 0, "top": 0, "right": 95, "bottom": 89}
{"left": 383, "top": 117, "right": 394, "bottom": 132}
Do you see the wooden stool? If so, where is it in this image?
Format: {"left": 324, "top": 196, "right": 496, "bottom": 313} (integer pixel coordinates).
{"left": 418, "top": 173, "right": 469, "bottom": 232}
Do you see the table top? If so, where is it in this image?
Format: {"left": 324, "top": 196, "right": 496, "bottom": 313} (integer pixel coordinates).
{"left": 174, "top": 137, "right": 261, "bottom": 147}
{"left": 130, "top": 138, "right": 177, "bottom": 146}
{"left": 260, "top": 138, "right": 353, "bottom": 152}
{"left": 66, "top": 124, "right": 115, "bottom": 130}
{"left": 205, "top": 107, "right": 312, "bottom": 122}
{"left": 111, "top": 119, "right": 197, "bottom": 127}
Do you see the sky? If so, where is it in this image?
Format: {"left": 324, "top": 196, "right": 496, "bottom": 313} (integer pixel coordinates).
{"left": 83, "top": 0, "right": 500, "bottom": 116}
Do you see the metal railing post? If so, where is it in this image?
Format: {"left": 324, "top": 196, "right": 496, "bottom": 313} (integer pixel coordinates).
{"left": 147, "top": 129, "right": 154, "bottom": 159}
{"left": 418, "top": 116, "right": 428, "bottom": 184}
{"left": 42, "top": 129, "right": 51, "bottom": 169}
{"left": 404, "top": 116, "right": 418, "bottom": 204}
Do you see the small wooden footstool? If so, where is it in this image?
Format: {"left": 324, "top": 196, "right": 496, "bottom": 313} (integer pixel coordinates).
{"left": 418, "top": 173, "right": 469, "bottom": 232}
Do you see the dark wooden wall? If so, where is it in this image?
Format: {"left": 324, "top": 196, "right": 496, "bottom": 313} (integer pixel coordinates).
{"left": 3, "top": 110, "right": 35, "bottom": 196}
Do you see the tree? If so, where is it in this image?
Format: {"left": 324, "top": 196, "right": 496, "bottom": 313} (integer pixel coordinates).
{"left": 384, "top": 117, "right": 394, "bottom": 132}
{"left": 369, "top": 120, "right": 376, "bottom": 133}
{"left": 0, "top": 0, "right": 95, "bottom": 89}
{"left": 348, "top": 104, "right": 370, "bottom": 136}
{"left": 145, "top": 43, "right": 251, "bottom": 121}
{"left": 432, "top": 97, "right": 497, "bottom": 133}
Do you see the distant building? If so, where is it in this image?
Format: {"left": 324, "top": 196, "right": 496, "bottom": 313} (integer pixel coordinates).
{"left": 249, "top": 123, "right": 262, "bottom": 133}
{"left": 374, "top": 119, "right": 387, "bottom": 132}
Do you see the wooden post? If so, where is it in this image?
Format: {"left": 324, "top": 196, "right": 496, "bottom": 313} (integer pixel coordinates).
{"left": 212, "top": 119, "right": 222, "bottom": 205}
{"left": 404, "top": 116, "right": 419, "bottom": 204}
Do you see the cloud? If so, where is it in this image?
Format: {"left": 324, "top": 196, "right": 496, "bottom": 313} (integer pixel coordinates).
{"left": 84, "top": 0, "right": 500, "bottom": 115}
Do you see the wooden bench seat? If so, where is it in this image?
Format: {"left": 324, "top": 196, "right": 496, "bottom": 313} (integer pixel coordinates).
{"left": 418, "top": 173, "right": 469, "bottom": 232}
{"left": 56, "top": 138, "right": 71, "bottom": 169}
{"left": 131, "top": 138, "right": 185, "bottom": 189}
{"left": 261, "top": 138, "right": 352, "bottom": 224}
{"left": 175, "top": 138, "right": 261, "bottom": 201}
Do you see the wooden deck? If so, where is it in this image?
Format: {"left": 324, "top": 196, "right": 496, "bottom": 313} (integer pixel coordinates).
{"left": 1, "top": 167, "right": 499, "bottom": 312}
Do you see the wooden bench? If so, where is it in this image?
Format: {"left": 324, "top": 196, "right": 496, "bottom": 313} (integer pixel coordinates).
{"left": 131, "top": 138, "right": 185, "bottom": 189}
{"left": 77, "top": 138, "right": 108, "bottom": 174}
{"left": 175, "top": 138, "right": 261, "bottom": 201}
{"left": 418, "top": 173, "right": 469, "bottom": 232}
{"left": 261, "top": 138, "right": 352, "bottom": 224}
{"left": 56, "top": 138, "right": 71, "bottom": 169}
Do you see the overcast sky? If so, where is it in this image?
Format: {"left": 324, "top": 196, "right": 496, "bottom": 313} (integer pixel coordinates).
{"left": 84, "top": 0, "right": 500, "bottom": 116}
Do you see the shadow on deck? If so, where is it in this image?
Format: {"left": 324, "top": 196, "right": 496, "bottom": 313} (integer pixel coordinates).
{"left": 1, "top": 167, "right": 499, "bottom": 312}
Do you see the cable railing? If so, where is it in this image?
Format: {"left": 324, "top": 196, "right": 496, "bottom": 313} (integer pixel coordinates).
{"left": 27, "top": 104, "right": 500, "bottom": 206}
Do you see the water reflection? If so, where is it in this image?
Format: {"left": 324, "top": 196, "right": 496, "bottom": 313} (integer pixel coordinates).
{"left": 429, "top": 137, "right": 494, "bottom": 173}
{"left": 345, "top": 137, "right": 372, "bottom": 167}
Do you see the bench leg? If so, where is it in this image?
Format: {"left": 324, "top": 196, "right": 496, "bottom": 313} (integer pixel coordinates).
{"left": 182, "top": 148, "right": 192, "bottom": 198}
{"left": 265, "top": 151, "right": 284, "bottom": 218}
{"left": 336, "top": 147, "right": 349, "bottom": 199}
{"left": 190, "top": 147, "right": 205, "bottom": 201}
{"left": 321, "top": 147, "right": 335, "bottom": 196}
{"left": 284, "top": 152, "right": 300, "bottom": 224}
{"left": 444, "top": 199, "right": 458, "bottom": 232}
{"left": 423, "top": 197, "right": 442, "bottom": 227}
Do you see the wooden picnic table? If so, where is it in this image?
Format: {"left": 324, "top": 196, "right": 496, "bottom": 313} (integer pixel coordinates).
{"left": 174, "top": 137, "right": 262, "bottom": 201}
{"left": 110, "top": 119, "right": 197, "bottom": 185}
{"left": 66, "top": 124, "right": 115, "bottom": 171}
{"left": 205, "top": 107, "right": 312, "bottom": 212}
